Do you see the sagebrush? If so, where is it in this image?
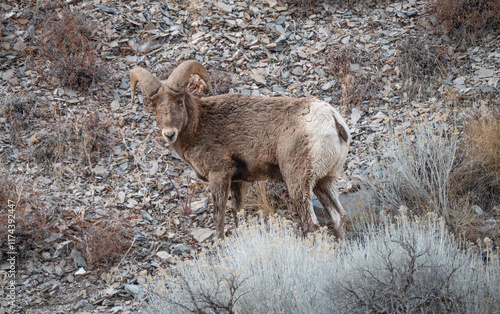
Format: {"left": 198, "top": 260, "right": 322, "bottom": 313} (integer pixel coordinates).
{"left": 367, "top": 122, "right": 458, "bottom": 223}
{"left": 367, "top": 117, "right": 500, "bottom": 243}
{"left": 325, "top": 214, "right": 499, "bottom": 313}
{"left": 144, "top": 216, "right": 499, "bottom": 313}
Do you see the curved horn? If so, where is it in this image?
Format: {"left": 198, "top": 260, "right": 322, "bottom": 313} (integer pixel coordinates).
{"left": 165, "top": 60, "right": 214, "bottom": 95}
{"left": 130, "top": 67, "right": 162, "bottom": 104}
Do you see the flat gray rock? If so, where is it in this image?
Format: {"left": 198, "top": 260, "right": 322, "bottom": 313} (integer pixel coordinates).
{"left": 124, "top": 284, "right": 144, "bottom": 298}
{"left": 216, "top": 1, "right": 233, "bottom": 13}
{"left": 191, "top": 228, "right": 214, "bottom": 243}
{"left": 475, "top": 68, "right": 495, "bottom": 79}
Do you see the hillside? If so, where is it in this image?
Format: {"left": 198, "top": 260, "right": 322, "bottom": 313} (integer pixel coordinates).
{"left": 0, "top": 0, "right": 499, "bottom": 312}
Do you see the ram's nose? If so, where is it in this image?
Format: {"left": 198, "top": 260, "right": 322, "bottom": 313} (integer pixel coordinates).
{"left": 162, "top": 128, "right": 178, "bottom": 143}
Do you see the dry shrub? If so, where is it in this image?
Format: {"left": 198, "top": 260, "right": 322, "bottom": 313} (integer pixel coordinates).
{"left": 36, "top": 6, "right": 107, "bottom": 91}
{"left": 0, "top": 173, "right": 132, "bottom": 267}
{"left": 286, "top": 0, "right": 325, "bottom": 11}
{"left": 145, "top": 216, "right": 499, "bottom": 313}
{"left": 287, "top": 0, "right": 390, "bottom": 10}
{"left": 207, "top": 69, "right": 234, "bottom": 96}
{"left": 19, "top": 0, "right": 67, "bottom": 27}
{"left": 430, "top": 0, "right": 500, "bottom": 42}
{"left": 0, "top": 175, "right": 56, "bottom": 258}
{"left": 2, "top": 95, "right": 113, "bottom": 172}
{"left": 367, "top": 118, "right": 500, "bottom": 244}
{"left": 451, "top": 109, "right": 500, "bottom": 214}
{"left": 35, "top": 132, "right": 69, "bottom": 167}
{"left": 186, "top": 70, "right": 232, "bottom": 97}
{"left": 325, "top": 44, "right": 381, "bottom": 109}
{"left": 83, "top": 218, "right": 132, "bottom": 267}
{"left": 396, "top": 35, "right": 449, "bottom": 101}
{"left": 2, "top": 96, "right": 37, "bottom": 146}
{"left": 246, "top": 181, "right": 289, "bottom": 216}
{"left": 76, "top": 113, "right": 113, "bottom": 166}
{"left": 367, "top": 122, "right": 458, "bottom": 224}
{"left": 35, "top": 112, "right": 112, "bottom": 169}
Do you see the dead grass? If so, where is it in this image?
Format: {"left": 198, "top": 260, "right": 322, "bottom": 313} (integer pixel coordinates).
{"left": 245, "top": 181, "right": 293, "bottom": 220}
{"left": 34, "top": 6, "right": 107, "bottom": 92}
{"left": 396, "top": 35, "right": 449, "bottom": 101}
{"left": 450, "top": 108, "right": 500, "bottom": 216}
{"left": 462, "top": 111, "right": 500, "bottom": 187}
{"left": 0, "top": 174, "right": 56, "bottom": 259}
{"left": 430, "top": 0, "right": 500, "bottom": 44}
{"left": 83, "top": 218, "right": 133, "bottom": 267}
{"left": 325, "top": 44, "right": 381, "bottom": 110}
{"left": 32, "top": 110, "right": 113, "bottom": 174}
{"left": 246, "top": 182, "right": 278, "bottom": 215}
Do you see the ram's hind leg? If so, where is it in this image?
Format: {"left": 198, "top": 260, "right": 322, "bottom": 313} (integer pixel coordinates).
{"left": 285, "top": 179, "right": 319, "bottom": 235}
{"left": 230, "top": 182, "right": 247, "bottom": 228}
{"left": 279, "top": 148, "right": 319, "bottom": 235}
{"left": 313, "top": 177, "right": 346, "bottom": 240}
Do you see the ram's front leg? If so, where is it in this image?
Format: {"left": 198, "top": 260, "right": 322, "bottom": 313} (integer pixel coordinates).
{"left": 209, "top": 172, "right": 231, "bottom": 239}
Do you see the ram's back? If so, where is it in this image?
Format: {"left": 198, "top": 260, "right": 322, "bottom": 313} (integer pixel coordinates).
{"left": 185, "top": 94, "right": 348, "bottom": 182}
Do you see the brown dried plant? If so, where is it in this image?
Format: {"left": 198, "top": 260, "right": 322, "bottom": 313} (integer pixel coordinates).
{"left": 396, "top": 35, "right": 449, "bottom": 101}
{"left": 325, "top": 44, "right": 381, "bottom": 110}
{"left": 450, "top": 109, "right": 500, "bottom": 214}
{"left": 0, "top": 175, "right": 55, "bottom": 258}
{"left": 35, "top": 112, "right": 112, "bottom": 171}
{"left": 430, "top": 0, "right": 500, "bottom": 43}
{"left": 83, "top": 218, "right": 132, "bottom": 267}
{"left": 36, "top": 7, "right": 107, "bottom": 91}
{"left": 246, "top": 181, "right": 290, "bottom": 217}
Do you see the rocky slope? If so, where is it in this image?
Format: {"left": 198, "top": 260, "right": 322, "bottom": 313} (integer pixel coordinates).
{"left": 0, "top": 0, "right": 498, "bottom": 313}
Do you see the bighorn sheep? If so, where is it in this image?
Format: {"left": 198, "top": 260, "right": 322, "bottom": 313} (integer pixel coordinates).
{"left": 130, "top": 60, "right": 351, "bottom": 239}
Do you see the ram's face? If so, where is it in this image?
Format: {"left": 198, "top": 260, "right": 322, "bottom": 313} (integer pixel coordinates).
{"left": 154, "top": 95, "right": 186, "bottom": 144}
{"left": 130, "top": 61, "right": 212, "bottom": 145}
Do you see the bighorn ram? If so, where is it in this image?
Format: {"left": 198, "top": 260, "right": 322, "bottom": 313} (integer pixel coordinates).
{"left": 130, "top": 60, "right": 351, "bottom": 239}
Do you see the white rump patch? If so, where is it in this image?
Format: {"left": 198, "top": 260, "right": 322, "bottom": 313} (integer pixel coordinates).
{"left": 304, "top": 101, "right": 350, "bottom": 180}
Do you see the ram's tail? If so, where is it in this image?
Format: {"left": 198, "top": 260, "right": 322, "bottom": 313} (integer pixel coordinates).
{"left": 332, "top": 109, "right": 351, "bottom": 144}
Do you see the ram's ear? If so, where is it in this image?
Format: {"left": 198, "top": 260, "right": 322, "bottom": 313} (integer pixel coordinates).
{"left": 149, "top": 93, "right": 163, "bottom": 108}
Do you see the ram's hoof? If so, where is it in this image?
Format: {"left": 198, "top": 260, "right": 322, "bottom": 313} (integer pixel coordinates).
{"left": 303, "top": 222, "right": 320, "bottom": 234}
